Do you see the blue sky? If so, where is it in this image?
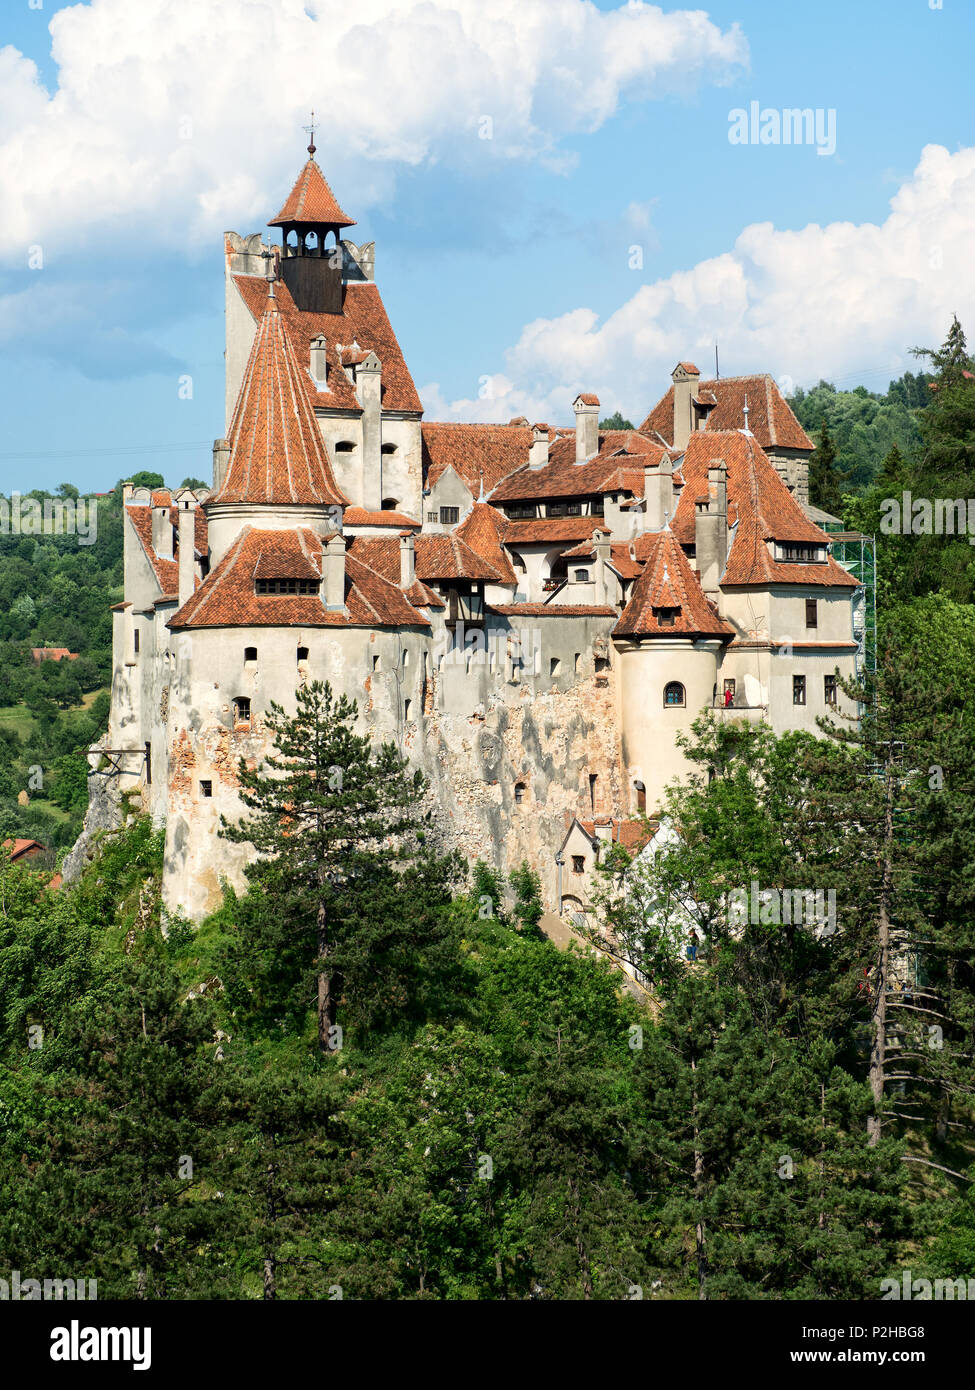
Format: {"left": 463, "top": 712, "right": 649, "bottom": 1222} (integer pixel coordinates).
{"left": 1, "top": 0, "right": 973, "bottom": 494}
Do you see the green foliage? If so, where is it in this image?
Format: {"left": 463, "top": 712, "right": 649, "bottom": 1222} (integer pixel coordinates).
{"left": 789, "top": 371, "right": 931, "bottom": 494}
{"left": 599, "top": 411, "right": 635, "bottom": 431}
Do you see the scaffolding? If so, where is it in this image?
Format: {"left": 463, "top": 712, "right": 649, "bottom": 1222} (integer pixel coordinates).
{"left": 823, "top": 527, "right": 877, "bottom": 683}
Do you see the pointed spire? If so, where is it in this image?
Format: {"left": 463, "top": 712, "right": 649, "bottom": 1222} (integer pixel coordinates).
{"left": 209, "top": 296, "right": 348, "bottom": 510}
{"left": 269, "top": 157, "right": 356, "bottom": 229}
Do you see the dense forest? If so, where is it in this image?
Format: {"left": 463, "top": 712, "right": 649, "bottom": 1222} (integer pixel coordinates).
{"left": 1, "top": 325, "right": 974, "bottom": 1298}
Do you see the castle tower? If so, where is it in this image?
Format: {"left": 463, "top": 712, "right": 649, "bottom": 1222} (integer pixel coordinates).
{"left": 268, "top": 132, "right": 356, "bottom": 314}
{"left": 205, "top": 279, "right": 349, "bottom": 565}
{"left": 613, "top": 528, "right": 733, "bottom": 812}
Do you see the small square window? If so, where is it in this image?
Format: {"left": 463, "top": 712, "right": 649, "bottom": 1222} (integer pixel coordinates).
{"left": 233, "top": 696, "right": 251, "bottom": 724}
{"left": 297, "top": 646, "right": 309, "bottom": 663}
{"left": 244, "top": 646, "right": 257, "bottom": 662}
{"left": 793, "top": 675, "right": 806, "bottom": 706}
{"left": 571, "top": 855, "right": 585, "bottom": 874}
{"left": 200, "top": 780, "right": 212, "bottom": 799}
{"left": 439, "top": 507, "right": 459, "bottom": 525}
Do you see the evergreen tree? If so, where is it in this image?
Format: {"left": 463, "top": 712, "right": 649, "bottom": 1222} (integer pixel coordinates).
{"left": 220, "top": 681, "right": 428, "bottom": 1052}
{"left": 809, "top": 417, "right": 850, "bottom": 515}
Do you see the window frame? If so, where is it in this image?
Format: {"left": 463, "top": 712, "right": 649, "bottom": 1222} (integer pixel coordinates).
{"left": 664, "top": 681, "right": 686, "bottom": 708}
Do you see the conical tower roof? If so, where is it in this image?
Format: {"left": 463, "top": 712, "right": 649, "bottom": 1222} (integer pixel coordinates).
{"left": 210, "top": 285, "right": 348, "bottom": 508}
{"left": 614, "top": 528, "right": 733, "bottom": 640}
{"left": 268, "top": 158, "right": 355, "bottom": 229}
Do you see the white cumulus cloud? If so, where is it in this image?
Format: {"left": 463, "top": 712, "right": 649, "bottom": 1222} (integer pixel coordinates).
{"left": 422, "top": 143, "right": 975, "bottom": 425}
{"left": 0, "top": 0, "right": 747, "bottom": 257}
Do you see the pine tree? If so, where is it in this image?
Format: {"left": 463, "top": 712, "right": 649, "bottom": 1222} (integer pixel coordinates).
{"left": 221, "top": 681, "right": 428, "bottom": 1051}
{"left": 809, "top": 417, "right": 850, "bottom": 516}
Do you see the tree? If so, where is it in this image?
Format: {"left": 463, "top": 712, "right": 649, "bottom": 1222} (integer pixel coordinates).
{"left": 599, "top": 411, "right": 634, "bottom": 431}
{"left": 808, "top": 417, "right": 850, "bottom": 516}
{"left": 220, "top": 681, "right": 428, "bottom": 1052}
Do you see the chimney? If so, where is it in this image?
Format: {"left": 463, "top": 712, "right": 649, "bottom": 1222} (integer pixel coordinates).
{"left": 122, "top": 481, "right": 134, "bottom": 504}
{"left": 643, "top": 452, "right": 674, "bottom": 531}
{"left": 310, "top": 334, "right": 327, "bottom": 387}
{"left": 176, "top": 494, "right": 197, "bottom": 607}
{"left": 694, "top": 459, "right": 728, "bottom": 596}
{"left": 671, "top": 362, "right": 700, "bottom": 452}
{"left": 212, "top": 438, "right": 231, "bottom": 492}
{"left": 528, "top": 423, "right": 550, "bottom": 470}
{"left": 593, "top": 529, "right": 612, "bottom": 605}
{"left": 357, "top": 352, "right": 382, "bottom": 513}
{"left": 573, "top": 395, "right": 600, "bottom": 462}
{"left": 399, "top": 531, "right": 416, "bottom": 588}
{"left": 323, "top": 533, "right": 347, "bottom": 611}
{"left": 151, "top": 496, "right": 173, "bottom": 561}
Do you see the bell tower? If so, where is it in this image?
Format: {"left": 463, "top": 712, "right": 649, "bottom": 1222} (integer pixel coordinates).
{"left": 268, "top": 118, "right": 355, "bottom": 314}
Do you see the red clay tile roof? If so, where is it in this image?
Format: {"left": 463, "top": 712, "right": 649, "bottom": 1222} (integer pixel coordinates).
{"left": 421, "top": 422, "right": 534, "bottom": 496}
{"left": 455, "top": 502, "right": 517, "bottom": 584}
{"left": 575, "top": 393, "right": 600, "bottom": 406}
{"left": 672, "top": 432, "right": 857, "bottom": 589}
{"left": 169, "top": 526, "right": 428, "bottom": 631}
{"left": 343, "top": 537, "right": 441, "bottom": 608}
{"left": 3, "top": 838, "right": 46, "bottom": 860}
{"left": 561, "top": 539, "right": 644, "bottom": 579}
{"left": 502, "top": 517, "right": 610, "bottom": 545}
{"left": 489, "top": 603, "right": 617, "bottom": 617}
{"left": 233, "top": 275, "right": 422, "bottom": 414}
{"left": 677, "top": 362, "right": 701, "bottom": 375}
{"left": 126, "top": 506, "right": 179, "bottom": 592}
{"left": 268, "top": 158, "right": 355, "bottom": 228}
{"left": 348, "top": 532, "right": 501, "bottom": 585}
{"left": 490, "top": 430, "right": 667, "bottom": 503}
{"left": 614, "top": 530, "right": 734, "bottom": 640}
{"left": 343, "top": 507, "right": 421, "bottom": 529}
{"left": 31, "top": 647, "right": 78, "bottom": 662}
{"left": 577, "top": 819, "right": 657, "bottom": 851}
{"left": 211, "top": 287, "right": 348, "bottom": 509}
{"left": 641, "top": 374, "right": 813, "bottom": 452}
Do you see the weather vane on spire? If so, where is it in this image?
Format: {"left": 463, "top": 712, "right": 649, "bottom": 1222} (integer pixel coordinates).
{"left": 302, "top": 110, "right": 317, "bottom": 158}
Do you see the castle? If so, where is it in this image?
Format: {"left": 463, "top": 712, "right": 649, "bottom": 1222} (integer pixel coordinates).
{"left": 81, "top": 148, "right": 863, "bottom": 923}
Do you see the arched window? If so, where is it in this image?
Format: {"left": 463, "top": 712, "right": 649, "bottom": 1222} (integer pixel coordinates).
{"left": 634, "top": 780, "right": 646, "bottom": 813}
{"left": 664, "top": 681, "right": 686, "bottom": 708}
{"left": 514, "top": 781, "right": 526, "bottom": 804}
{"left": 244, "top": 646, "right": 257, "bottom": 663}
{"left": 335, "top": 440, "right": 356, "bottom": 453}
{"left": 381, "top": 443, "right": 397, "bottom": 455}
{"left": 381, "top": 498, "right": 399, "bottom": 511}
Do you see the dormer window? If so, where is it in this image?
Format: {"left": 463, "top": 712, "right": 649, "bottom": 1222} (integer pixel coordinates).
{"left": 654, "top": 607, "right": 679, "bottom": 627}
{"left": 775, "top": 542, "right": 827, "bottom": 564}
{"left": 255, "top": 578, "right": 320, "bottom": 595}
